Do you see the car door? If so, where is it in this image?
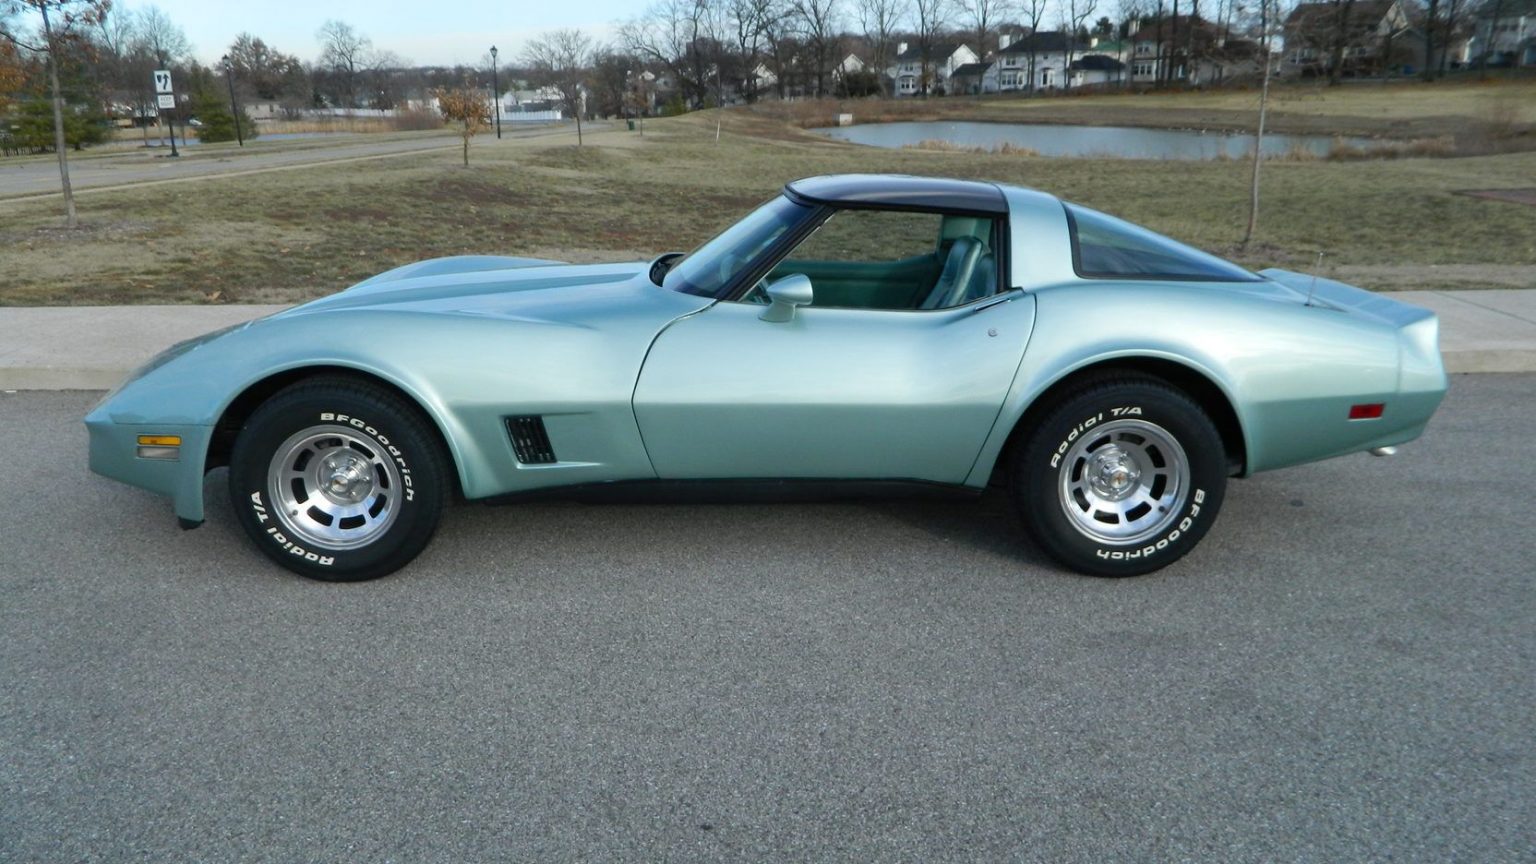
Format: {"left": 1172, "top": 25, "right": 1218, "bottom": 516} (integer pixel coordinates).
{"left": 633, "top": 204, "right": 1035, "bottom": 484}
{"left": 631, "top": 294, "right": 1034, "bottom": 483}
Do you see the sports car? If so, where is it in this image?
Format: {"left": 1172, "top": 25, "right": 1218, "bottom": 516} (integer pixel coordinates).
{"left": 86, "top": 174, "right": 1447, "bottom": 581}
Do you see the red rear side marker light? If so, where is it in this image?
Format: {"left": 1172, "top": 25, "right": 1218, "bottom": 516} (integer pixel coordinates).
{"left": 1349, "top": 403, "right": 1385, "bottom": 420}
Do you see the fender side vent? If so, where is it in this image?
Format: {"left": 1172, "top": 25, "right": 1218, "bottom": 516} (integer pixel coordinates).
{"left": 505, "top": 416, "right": 556, "bottom": 464}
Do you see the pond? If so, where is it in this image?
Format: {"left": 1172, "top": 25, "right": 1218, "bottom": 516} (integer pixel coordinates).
{"left": 813, "top": 121, "right": 1382, "bottom": 160}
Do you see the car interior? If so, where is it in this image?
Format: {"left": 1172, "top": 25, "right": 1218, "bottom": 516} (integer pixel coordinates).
{"left": 754, "top": 210, "right": 1001, "bottom": 311}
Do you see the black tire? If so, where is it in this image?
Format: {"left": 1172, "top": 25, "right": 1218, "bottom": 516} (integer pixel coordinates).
{"left": 1013, "top": 374, "right": 1227, "bottom": 577}
{"left": 228, "top": 376, "right": 450, "bottom": 581}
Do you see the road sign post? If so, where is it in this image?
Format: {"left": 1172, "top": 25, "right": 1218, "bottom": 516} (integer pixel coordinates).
{"left": 154, "top": 69, "right": 179, "bottom": 158}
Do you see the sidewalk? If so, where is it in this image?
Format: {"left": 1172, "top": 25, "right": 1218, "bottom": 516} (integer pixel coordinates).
{"left": 1, "top": 290, "right": 1534, "bottom": 391}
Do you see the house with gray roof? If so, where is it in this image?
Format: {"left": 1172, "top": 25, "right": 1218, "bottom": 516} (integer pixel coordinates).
{"left": 890, "top": 42, "right": 980, "bottom": 96}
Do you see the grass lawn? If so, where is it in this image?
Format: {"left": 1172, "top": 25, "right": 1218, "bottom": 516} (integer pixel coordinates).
{"left": 2, "top": 79, "right": 1533, "bottom": 305}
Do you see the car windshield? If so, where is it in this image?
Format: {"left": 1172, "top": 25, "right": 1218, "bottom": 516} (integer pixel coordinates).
{"left": 661, "top": 195, "right": 813, "bottom": 299}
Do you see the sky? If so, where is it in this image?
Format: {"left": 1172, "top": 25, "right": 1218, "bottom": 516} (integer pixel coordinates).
{"left": 107, "top": 0, "right": 641, "bottom": 68}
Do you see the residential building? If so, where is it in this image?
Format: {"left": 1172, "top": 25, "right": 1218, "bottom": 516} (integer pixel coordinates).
{"left": 1282, "top": 0, "right": 1413, "bottom": 77}
{"left": 950, "top": 61, "right": 998, "bottom": 94}
{"left": 1069, "top": 54, "right": 1128, "bottom": 87}
{"left": 994, "top": 31, "right": 1072, "bottom": 90}
{"left": 890, "top": 42, "right": 980, "bottom": 95}
{"left": 1472, "top": 0, "right": 1536, "bottom": 67}
{"left": 1129, "top": 15, "right": 1264, "bottom": 83}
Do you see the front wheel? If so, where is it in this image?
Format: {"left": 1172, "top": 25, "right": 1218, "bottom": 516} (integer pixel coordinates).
{"left": 228, "top": 377, "right": 450, "bottom": 581}
{"left": 1013, "top": 375, "right": 1227, "bottom": 577}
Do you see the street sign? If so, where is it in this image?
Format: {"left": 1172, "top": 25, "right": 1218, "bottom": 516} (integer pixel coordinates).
{"left": 154, "top": 70, "right": 173, "bottom": 94}
{"left": 157, "top": 94, "right": 175, "bottom": 110}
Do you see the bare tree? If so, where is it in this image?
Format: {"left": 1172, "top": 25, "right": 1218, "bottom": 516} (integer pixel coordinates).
{"left": 1, "top": 0, "right": 112, "bottom": 228}
{"left": 1478, "top": 0, "right": 1506, "bottom": 77}
{"left": 620, "top": 0, "right": 715, "bottom": 108}
{"left": 524, "top": 29, "right": 594, "bottom": 146}
{"left": 317, "top": 19, "right": 371, "bottom": 107}
{"left": 1433, "top": 0, "right": 1465, "bottom": 77}
{"left": 960, "top": 0, "right": 1004, "bottom": 59}
{"left": 856, "top": 0, "right": 904, "bottom": 95}
{"left": 587, "top": 45, "right": 635, "bottom": 117}
{"left": 790, "top": 0, "right": 841, "bottom": 96}
{"left": 1021, "top": 0, "right": 1050, "bottom": 89}
{"left": 728, "top": 0, "right": 780, "bottom": 98}
{"left": 1067, "top": 0, "right": 1101, "bottom": 70}
{"left": 912, "top": 0, "right": 951, "bottom": 95}
{"left": 760, "top": 4, "right": 797, "bottom": 97}
{"left": 1243, "top": 0, "right": 1277, "bottom": 246}
{"left": 227, "top": 32, "right": 306, "bottom": 101}
{"left": 1327, "top": 0, "right": 1357, "bottom": 84}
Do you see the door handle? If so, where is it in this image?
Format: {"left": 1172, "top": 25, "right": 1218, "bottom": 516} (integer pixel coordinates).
{"left": 970, "top": 289, "right": 1023, "bottom": 314}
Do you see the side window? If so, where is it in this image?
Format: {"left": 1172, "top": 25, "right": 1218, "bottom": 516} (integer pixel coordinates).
{"left": 1066, "top": 203, "right": 1258, "bottom": 281}
{"left": 788, "top": 210, "right": 936, "bottom": 264}
{"left": 759, "top": 209, "right": 1001, "bottom": 311}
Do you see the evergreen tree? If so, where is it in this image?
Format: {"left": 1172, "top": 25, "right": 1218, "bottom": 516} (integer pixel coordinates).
{"left": 191, "top": 86, "right": 256, "bottom": 143}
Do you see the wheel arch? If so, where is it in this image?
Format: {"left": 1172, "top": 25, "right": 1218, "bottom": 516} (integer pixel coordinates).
{"left": 206, "top": 364, "right": 466, "bottom": 500}
{"left": 989, "top": 356, "right": 1248, "bottom": 484}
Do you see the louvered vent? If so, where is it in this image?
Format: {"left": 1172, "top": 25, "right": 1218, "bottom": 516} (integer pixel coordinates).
{"left": 505, "top": 416, "right": 557, "bottom": 464}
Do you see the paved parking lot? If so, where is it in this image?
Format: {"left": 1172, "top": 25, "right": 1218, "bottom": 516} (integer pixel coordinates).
{"left": 2, "top": 379, "right": 1531, "bottom": 862}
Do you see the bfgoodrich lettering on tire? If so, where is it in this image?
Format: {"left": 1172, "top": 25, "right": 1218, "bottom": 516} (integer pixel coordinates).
{"left": 228, "top": 376, "right": 449, "bottom": 581}
{"left": 1013, "top": 374, "right": 1227, "bottom": 577}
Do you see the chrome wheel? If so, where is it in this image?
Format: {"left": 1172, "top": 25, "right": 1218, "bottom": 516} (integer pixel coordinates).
{"left": 1058, "top": 418, "right": 1189, "bottom": 545}
{"left": 267, "top": 424, "right": 403, "bottom": 551}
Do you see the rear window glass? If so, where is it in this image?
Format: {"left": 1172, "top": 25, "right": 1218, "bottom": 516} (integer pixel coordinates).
{"left": 1066, "top": 204, "right": 1258, "bottom": 281}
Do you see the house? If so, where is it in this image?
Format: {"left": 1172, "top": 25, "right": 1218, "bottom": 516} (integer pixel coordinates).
{"left": 1471, "top": 0, "right": 1536, "bottom": 67}
{"left": 1069, "top": 54, "right": 1128, "bottom": 87}
{"left": 1128, "top": 15, "right": 1263, "bottom": 83}
{"left": 949, "top": 61, "right": 998, "bottom": 94}
{"left": 890, "top": 42, "right": 979, "bottom": 95}
{"left": 1282, "top": 0, "right": 1413, "bottom": 77}
{"left": 994, "top": 31, "right": 1072, "bottom": 90}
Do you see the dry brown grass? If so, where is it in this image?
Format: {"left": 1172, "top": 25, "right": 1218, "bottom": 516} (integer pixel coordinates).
{"left": 4, "top": 99, "right": 1534, "bottom": 304}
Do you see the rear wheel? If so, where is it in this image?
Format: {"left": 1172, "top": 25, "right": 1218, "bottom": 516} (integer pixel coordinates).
{"left": 228, "top": 377, "right": 449, "bottom": 581}
{"left": 1013, "top": 375, "right": 1227, "bottom": 577}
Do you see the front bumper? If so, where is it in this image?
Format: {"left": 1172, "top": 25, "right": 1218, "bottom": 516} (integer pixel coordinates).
{"left": 86, "top": 406, "right": 214, "bottom": 523}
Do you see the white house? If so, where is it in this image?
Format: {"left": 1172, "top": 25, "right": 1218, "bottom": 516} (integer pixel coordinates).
{"left": 994, "top": 32, "right": 1072, "bottom": 90}
{"left": 1472, "top": 0, "right": 1536, "bottom": 66}
{"left": 890, "top": 42, "right": 979, "bottom": 95}
{"left": 1068, "top": 54, "right": 1128, "bottom": 87}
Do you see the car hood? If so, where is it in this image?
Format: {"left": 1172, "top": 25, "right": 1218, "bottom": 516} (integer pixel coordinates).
{"left": 270, "top": 256, "right": 656, "bottom": 321}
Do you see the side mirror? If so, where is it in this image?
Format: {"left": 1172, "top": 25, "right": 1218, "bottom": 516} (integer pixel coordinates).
{"left": 759, "top": 274, "right": 813, "bottom": 323}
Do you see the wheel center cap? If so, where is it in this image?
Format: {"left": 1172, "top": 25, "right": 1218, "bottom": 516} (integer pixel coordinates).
{"left": 322, "top": 455, "right": 373, "bottom": 501}
{"left": 1088, "top": 446, "right": 1141, "bottom": 499}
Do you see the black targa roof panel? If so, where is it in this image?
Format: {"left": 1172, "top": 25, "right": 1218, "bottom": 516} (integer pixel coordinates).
{"left": 785, "top": 174, "right": 1009, "bottom": 214}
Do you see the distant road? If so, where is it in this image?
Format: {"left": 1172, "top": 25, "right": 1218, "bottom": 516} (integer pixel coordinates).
{"left": 0, "top": 123, "right": 588, "bottom": 201}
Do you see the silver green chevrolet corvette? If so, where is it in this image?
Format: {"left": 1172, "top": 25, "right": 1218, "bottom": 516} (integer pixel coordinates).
{"left": 87, "top": 175, "right": 1447, "bottom": 581}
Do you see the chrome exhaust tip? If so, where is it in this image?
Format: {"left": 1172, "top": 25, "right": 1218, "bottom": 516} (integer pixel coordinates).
{"left": 1368, "top": 446, "right": 1398, "bottom": 457}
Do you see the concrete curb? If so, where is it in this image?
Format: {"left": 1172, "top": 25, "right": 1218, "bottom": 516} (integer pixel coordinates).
{"left": 3, "top": 291, "right": 1535, "bottom": 392}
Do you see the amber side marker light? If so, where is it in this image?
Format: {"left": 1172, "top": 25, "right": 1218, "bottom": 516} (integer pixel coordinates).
{"left": 1348, "top": 403, "right": 1385, "bottom": 420}
{"left": 136, "top": 435, "right": 182, "bottom": 460}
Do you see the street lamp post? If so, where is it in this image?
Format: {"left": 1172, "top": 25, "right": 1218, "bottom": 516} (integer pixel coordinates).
{"left": 490, "top": 45, "right": 502, "bottom": 139}
{"left": 221, "top": 55, "right": 244, "bottom": 147}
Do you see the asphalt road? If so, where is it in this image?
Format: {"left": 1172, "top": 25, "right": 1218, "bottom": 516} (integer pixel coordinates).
{"left": 2, "top": 379, "right": 1531, "bottom": 862}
